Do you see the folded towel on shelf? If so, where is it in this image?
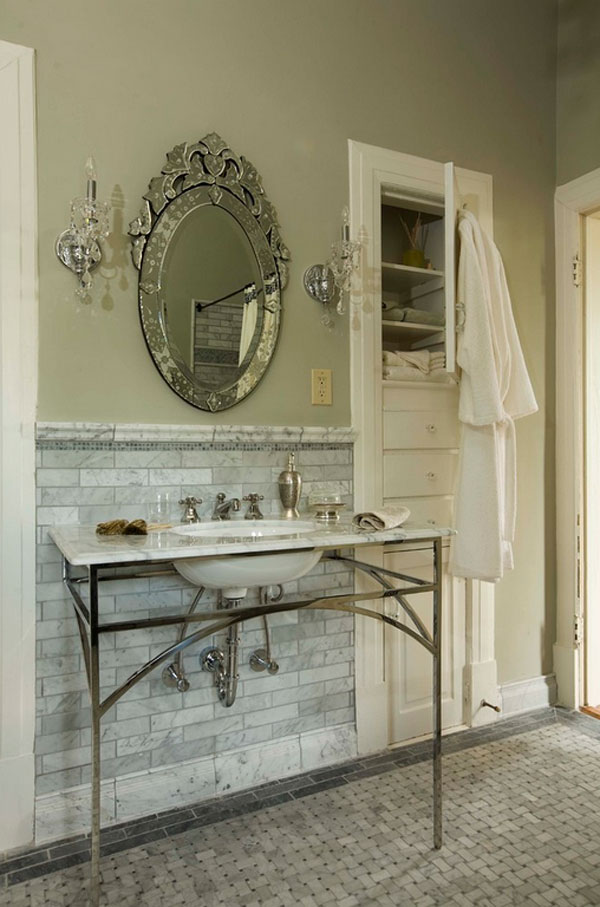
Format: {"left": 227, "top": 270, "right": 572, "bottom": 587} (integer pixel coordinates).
{"left": 382, "top": 364, "right": 454, "bottom": 383}
{"left": 352, "top": 505, "right": 411, "bottom": 531}
{"left": 383, "top": 307, "right": 445, "bottom": 326}
{"left": 383, "top": 350, "right": 445, "bottom": 373}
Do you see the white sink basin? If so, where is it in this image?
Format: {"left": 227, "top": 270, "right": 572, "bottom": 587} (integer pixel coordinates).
{"left": 170, "top": 520, "right": 322, "bottom": 599}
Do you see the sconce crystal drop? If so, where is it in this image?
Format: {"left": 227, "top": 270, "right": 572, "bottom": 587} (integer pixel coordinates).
{"left": 56, "top": 157, "right": 110, "bottom": 297}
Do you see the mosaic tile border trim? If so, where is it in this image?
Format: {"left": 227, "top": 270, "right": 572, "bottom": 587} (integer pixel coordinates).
{"left": 36, "top": 423, "right": 357, "bottom": 445}
{"left": 0, "top": 707, "right": 579, "bottom": 889}
{"left": 37, "top": 440, "right": 353, "bottom": 453}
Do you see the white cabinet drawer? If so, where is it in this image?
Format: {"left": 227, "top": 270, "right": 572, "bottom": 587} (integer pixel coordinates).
{"left": 383, "top": 383, "right": 458, "bottom": 412}
{"left": 383, "top": 451, "right": 457, "bottom": 497}
{"left": 383, "top": 410, "right": 458, "bottom": 449}
{"left": 384, "top": 494, "right": 454, "bottom": 529}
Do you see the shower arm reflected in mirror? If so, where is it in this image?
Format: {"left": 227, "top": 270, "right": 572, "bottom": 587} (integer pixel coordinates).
{"left": 194, "top": 281, "right": 262, "bottom": 314}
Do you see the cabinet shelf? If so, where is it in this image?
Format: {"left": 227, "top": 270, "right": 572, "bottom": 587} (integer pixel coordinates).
{"left": 382, "top": 320, "right": 445, "bottom": 346}
{"left": 381, "top": 262, "right": 444, "bottom": 294}
{"left": 382, "top": 378, "right": 458, "bottom": 390}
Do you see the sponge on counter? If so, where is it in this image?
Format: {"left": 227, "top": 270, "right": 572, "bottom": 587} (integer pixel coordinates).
{"left": 96, "top": 519, "right": 148, "bottom": 536}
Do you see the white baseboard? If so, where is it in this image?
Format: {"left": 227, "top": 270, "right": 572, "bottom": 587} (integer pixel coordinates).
{"left": 0, "top": 753, "right": 35, "bottom": 850}
{"left": 35, "top": 723, "right": 357, "bottom": 844}
{"left": 500, "top": 674, "right": 557, "bottom": 716}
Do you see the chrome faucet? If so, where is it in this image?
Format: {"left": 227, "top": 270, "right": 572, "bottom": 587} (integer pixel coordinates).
{"left": 212, "top": 492, "right": 241, "bottom": 520}
{"left": 179, "top": 496, "right": 202, "bottom": 523}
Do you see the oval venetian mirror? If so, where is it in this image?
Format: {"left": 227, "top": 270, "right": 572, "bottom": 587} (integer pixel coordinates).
{"left": 129, "top": 133, "right": 289, "bottom": 411}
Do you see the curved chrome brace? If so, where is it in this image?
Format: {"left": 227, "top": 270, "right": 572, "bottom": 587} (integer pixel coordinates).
{"left": 326, "top": 553, "right": 433, "bottom": 646}
{"left": 99, "top": 589, "right": 435, "bottom": 716}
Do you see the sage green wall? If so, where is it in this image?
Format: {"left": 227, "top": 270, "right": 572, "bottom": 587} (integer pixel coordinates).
{"left": 1, "top": 0, "right": 557, "bottom": 683}
{"left": 557, "top": 0, "right": 600, "bottom": 184}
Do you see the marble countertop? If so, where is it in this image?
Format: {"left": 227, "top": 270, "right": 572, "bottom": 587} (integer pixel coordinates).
{"left": 49, "top": 518, "right": 453, "bottom": 567}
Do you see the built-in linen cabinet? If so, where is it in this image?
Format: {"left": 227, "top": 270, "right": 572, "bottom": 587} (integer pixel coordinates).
{"left": 380, "top": 168, "right": 460, "bottom": 531}
{"left": 350, "top": 141, "right": 493, "bottom": 747}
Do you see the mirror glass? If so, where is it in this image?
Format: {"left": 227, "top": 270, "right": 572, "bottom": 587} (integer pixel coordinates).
{"left": 161, "top": 206, "right": 263, "bottom": 390}
{"left": 129, "top": 133, "right": 289, "bottom": 412}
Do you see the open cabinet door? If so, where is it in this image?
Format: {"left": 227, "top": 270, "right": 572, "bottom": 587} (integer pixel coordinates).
{"left": 444, "top": 161, "right": 458, "bottom": 375}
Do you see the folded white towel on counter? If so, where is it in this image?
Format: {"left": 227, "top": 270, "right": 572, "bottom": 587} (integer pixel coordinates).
{"left": 383, "top": 350, "right": 445, "bottom": 373}
{"left": 352, "top": 505, "right": 411, "bottom": 531}
{"left": 383, "top": 364, "right": 454, "bottom": 383}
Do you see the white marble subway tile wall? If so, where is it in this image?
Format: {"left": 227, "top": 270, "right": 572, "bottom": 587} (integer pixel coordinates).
{"left": 35, "top": 433, "right": 354, "bottom": 836}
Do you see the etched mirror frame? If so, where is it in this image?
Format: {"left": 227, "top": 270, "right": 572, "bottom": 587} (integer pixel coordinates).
{"left": 129, "top": 133, "right": 289, "bottom": 412}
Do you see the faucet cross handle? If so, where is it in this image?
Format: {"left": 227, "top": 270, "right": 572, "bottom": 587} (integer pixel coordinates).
{"left": 179, "top": 496, "right": 202, "bottom": 524}
{"left": 243, "top": 493, "right": 264, "bottom": 520}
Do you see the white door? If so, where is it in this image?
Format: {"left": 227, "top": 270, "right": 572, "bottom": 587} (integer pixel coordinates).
{"left": 385, "top": 544, "right": 465, "bottom": 740}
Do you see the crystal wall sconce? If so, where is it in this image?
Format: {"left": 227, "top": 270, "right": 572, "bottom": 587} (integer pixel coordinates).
{"left": 303, "top": 207, "right": 361, "bottom": 325}
{"left": 55, "top": 157, "right": 110, "bottom": 297}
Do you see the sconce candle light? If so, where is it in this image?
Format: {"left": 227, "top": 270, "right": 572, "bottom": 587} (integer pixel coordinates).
{"left": 56, "top": 156, "right": 110, "bottom": 296}
{"left": 303, "top": 206, "right": 361, "bottom": 325}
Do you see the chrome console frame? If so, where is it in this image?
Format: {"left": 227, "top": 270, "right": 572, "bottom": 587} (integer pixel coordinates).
{"left": 61, "top": 535, "right": 444, "bottom": 906}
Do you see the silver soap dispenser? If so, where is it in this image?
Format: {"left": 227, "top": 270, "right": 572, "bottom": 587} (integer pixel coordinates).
{"left": 278, "top": 452, "right": 302, "bottom": 519}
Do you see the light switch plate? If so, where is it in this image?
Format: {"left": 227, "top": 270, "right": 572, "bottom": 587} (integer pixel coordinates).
{"left": 311, "top": 368, "right": 332, "bottom": 405}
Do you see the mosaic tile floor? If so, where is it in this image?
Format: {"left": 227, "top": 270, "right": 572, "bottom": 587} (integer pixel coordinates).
{"left": 3, "top": 711, "right": 600, "bottom": 906}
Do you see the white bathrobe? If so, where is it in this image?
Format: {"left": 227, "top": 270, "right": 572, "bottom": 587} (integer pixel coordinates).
{"left": 450, "top": 210, "right": 537, "bottom": 582}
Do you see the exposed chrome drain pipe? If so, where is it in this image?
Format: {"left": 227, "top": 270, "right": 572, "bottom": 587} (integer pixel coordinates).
{"left": 161, "top": 587, "right": 205, "bottom": 692}
{"left": 249, "top": 586, "right": 282, "bottom": 674}
{"left": 199, "top": 595, "right": 242, "bottom": 707}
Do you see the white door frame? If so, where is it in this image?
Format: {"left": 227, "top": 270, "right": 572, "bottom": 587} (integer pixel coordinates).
{"left": 554, "top": 168, "right": 600, "bottom": 708}
{"left": 0, "top": 40, "right": 38, "bottom": 850}
{"left": 348, "top": 139, "right": 497, "bottom": 753}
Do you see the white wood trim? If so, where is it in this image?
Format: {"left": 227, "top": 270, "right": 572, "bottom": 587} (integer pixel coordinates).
{"left": 444, "top": 162, "right": 457, "bottom": 374}
{"left": 0, "top": 40, "right": 38, "bottom": 851}
{"left": 348, "top": 139, "right": 496, "bottom": 750}
{"left": 553, "top": 169, "right": 600, "bottom": 708}
{"left": 464, "top": 579, "right": 500, "bottom": 725}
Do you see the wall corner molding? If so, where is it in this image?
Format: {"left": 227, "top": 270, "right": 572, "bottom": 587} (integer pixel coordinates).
{"left": 0, "top": 38, "right": 37, "bottom": 851}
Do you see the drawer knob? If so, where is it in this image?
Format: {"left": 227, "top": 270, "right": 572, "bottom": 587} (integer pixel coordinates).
{"left": 426, "top": 471, "right": 437, "bottom": 480}
{"left": 426, "top": 423, "right": 437, "bottom": 433}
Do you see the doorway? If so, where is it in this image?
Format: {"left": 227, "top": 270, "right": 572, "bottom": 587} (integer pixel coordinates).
{"left": 555, "top": 168, "right": 600, "bottom": 712}
{"left": 582, "top": 212, "right": 600, "bottom": 715}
